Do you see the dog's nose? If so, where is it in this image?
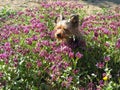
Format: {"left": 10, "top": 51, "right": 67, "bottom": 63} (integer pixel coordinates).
{"left": 57, "top": 33, "right": 61, "bottom": 38}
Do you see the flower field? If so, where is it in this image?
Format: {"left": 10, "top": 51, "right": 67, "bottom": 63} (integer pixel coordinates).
{"left": 0, "top": 1, "right": 120, "bottom": 90}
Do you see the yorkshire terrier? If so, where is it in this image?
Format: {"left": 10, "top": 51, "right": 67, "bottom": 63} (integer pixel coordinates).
{"left": 54, "top": 14, "right": 85, "bottom": 48}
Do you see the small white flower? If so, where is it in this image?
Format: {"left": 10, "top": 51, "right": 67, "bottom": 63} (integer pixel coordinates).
{"left": 91, "top": 73, "right": 97, "bottom": 77}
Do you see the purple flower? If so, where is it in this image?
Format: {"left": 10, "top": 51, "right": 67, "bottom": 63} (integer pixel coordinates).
{"left": 54, "top": 55, "right": 62, "bottom": 61}
{"left": 110, "top": 25, "right": 117, "bottom": 30}
{"left": 96, "top": 62, "right": 105, "bottom": 69}
{"left": 67, "top": 76, "right": 73, "bottom": 82}
{"left": 102, "top": 73, "right": 106, "bottom": 77}
{"left": 33, "top": 47, "right": 40, "bottom": 53}
{"left": 23, "top": 27, "right": 29, "bottom": 34}
{"left": 13, "top": 57, "right": 18, "bottom": 63}
{"left": 26, "top": 38, "right": 33, "bottom": 45}
{"left": 99, "top": 80, "right": 104, "bottom": 87}
{"left": 12, "top": 38, "right": 20, "bottom": 44}
{"left": 73, "top": 69, "right": 79, "bottom": 74}
{"left": 63, "top": 62, "right": 70, "bottom": 69}
{"left": 69, "top": 52, "right": 74, "bottom": 58}
{"left": 36, "top": 42, "right": 41, "bottom": 47}
{"left": 5, "top": 59, "right": 9, "bottom": 64}
{"left": 87, "top": 82, "right": 94, "bottom": 90}
{"left": 61, "top": 76, "right": 73, "bottom": 88}
{"left": 102, "top": 28, "right": 110, "bottom": 35}
{"left": 39, "top": 32, "right": 46, "bottom": 38}
{"left": 39, "top": 15, "right": 44, "bottom": 19}
{"left": 116, "top": 38, "right": 120, "bottom": 49}
{"left": 51, "top": 74, "right": 57, "bottom": 81}
{"left": 75, "top": 52, "right": 83, "bottom": 59}
{"left": 104, "top": 56, "right": 110, "bottom": 62}
{"left": 17, "top": 11, "right": 24, "bottom": 16}
{"left": 4, "top": 42, "right": 11, "bottom": 51}
{"left": 47, "top": 54, "right": 55, "bottom": 61}
{"left": 60, "top": 44, "right": 72, "bottom": 54}
{"left": 94, "top": 32, "right": 99, "bottom": 37}
{"left": 41, "top": 40, "right": 50, "bottom": 46}
{"left": 0, "top": 53, "right": 8, "bottom": 59}
{"left": 51, "top": 65, "right": 56, "bottom": 71}
{"left": 61, "top": 81, "right": 66, "bottom": 87}
{"left": 39, "top": 50, "right": 48, "bottom": 57}
{"left": 32, "top": 35, "right": 38, "bottom": 41}
{"left": 36, "top": 60, "right": 42, "bottom": 67}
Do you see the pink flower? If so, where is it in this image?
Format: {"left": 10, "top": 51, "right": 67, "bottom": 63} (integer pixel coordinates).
{"left": 17, "top": 11, "right": 24, "bottom": 16}
{"left": 94, "top": 32, "right": 99, "bottom": 37}
{"left": 39, "top": 15, "right": 44, "bottom": 19}
{"left": 51, "top": 74, "right": 57, "bottom": 81}
{"left": 116, "top": 38, "right": 120, "bottom": 49}
{"left": 39, "top": 50, "right": 48, "bottom": 57}
{"left": 96, "top": 62, "right": 105, "bottom": 69}
{"left": 23, "top": 27, "right": 29, "bottom": 34}
{"left": 32, "top": 35, "right": 38, "bottom": 41}
{"left": 4, "top": 42, "right": 11, "bottom": 51}
{"left": 102, "top": 28, "right": 110, "bottom": 35}
{"left": 0, "top": 53, "right": 8, "bottom": 59}
{"left": 36, "top": 60, "right": 42, "bottom": 67}
{"left": 13, "top": 57, "right": 18, "bottom": 63}
{"left": 26, "top": 38, "right": 33, "bottom": 45}
{"left": 69, "top": 52, "right": 74, "bottom": 58}
{"left": 73, "top": 69, "right": 79, "bottom": 74}
{"left": 104, "top": 56, "right": 110, "bottom": 62}
{"left": 61, "top": 81, "right": 66, "bottom": 87}
{"left": 12, "top": 38, "right": 20, "bottom": 44}
{"left": 87, "top": 82, "right": 94, "bottom": 90}
{"left": 61, "top": 76, "right": 73, "bottom": 88}
{"left": 67, "top": 76, "right": 73, "bottom": 82}
{"left": 75, "top": 52, "right": 83, "bottom": 59}
{"left": 99, "top": 80, "right": 104, "bottom": 87}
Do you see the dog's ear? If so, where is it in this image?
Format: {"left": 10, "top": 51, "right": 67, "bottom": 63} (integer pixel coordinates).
{"left": 69, "top": 14, "right": 79, "bottom": 24}
{"left": 55, "top": 14, "right": 65, "bottom": 24}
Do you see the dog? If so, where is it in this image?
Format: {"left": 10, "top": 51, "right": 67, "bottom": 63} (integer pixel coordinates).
{"left": 54, "top": 14, "right": 86, "bottom": 48}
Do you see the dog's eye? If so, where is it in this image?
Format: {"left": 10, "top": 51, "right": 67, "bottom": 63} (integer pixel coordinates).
{"left": 57, "top": 27, "right": 61, "bottom": 29}
{"left": 64, "top": 29, "right": 70, "bottom": 33}
{"left": 64, "top": 29, "right": 69, "bottom": 31}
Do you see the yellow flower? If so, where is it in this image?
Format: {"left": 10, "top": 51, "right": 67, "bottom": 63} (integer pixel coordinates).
{"left": 103, "top": 76, "right": 108, "bottom": 81}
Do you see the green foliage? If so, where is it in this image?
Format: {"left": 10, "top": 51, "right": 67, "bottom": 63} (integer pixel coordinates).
{"left": 0, "top": 1, "right": 120, "bottom": 90}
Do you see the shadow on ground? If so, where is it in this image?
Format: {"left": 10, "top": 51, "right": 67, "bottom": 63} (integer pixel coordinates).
{"left": 82, "top": 0, "right": 120, "bottom": 8}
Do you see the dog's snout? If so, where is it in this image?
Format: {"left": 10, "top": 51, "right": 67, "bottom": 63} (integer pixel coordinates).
{"left": 57, "top": 33, "right": 61, "bottom": 38}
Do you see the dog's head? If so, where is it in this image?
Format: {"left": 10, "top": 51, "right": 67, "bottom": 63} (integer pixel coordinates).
{"left": 54, "top": 14, "right": 80, "bottom": 42}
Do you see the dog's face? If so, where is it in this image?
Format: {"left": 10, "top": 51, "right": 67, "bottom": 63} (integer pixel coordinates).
{"left": 54, "top": 14, "right": 79, "bottom": 42}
